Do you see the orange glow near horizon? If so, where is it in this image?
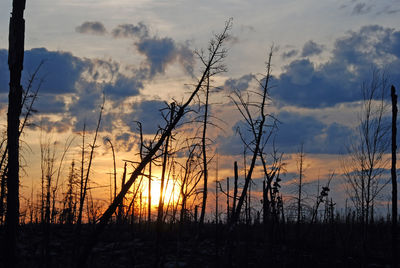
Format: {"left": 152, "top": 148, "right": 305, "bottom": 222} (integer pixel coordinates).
{"left": 139, "top": 175, "right": 181, "bottom": 209}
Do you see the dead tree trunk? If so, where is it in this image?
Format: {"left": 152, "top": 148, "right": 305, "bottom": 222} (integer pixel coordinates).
{"left": 6, "top": 0, "right": 26, "bottom": 266}
{"left": 199, "top": 71, "right": 210, "bottom": 226}
{"left": 391, "top": 85, "right": 398, "bottom": 268}
{"left": 117, "top": 162, "right": 127, "bottom": 224}
{"left": 226, "top": 177, "right": 230, "bottom": 222}
{"left": 232, "top": 161, "right": 238, "bottom": 218}
{"left": 230, "top": 49, "right": 273, "bottom": 226}
{"left": 157, "top": 103, "right": 175, "bottom": 225}
{"left": 148, "top": 153, "right": 152, "bottom": 224}
{"left": 76, "top": 97, "right": 104, "bottom": 232}
{"left": 297, "top": 144, "right": 304, "bottom": 225}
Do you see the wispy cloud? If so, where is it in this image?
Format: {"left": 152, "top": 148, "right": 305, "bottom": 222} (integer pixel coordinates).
{"left": 111, "top": 23, "right": 149, "bottom": 39}
{"left": 352, "top": 3, "right": 373, "bottom": 15}
{"left": 281, "top": 49, "right": 298, "bottom": 59}
{"left": 75, "top": 21, "right": 107, "bottom": 35}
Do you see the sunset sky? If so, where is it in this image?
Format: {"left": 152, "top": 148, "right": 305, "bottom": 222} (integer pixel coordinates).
{"left": 1, "top": 0, "right": 400, "bottom": 218}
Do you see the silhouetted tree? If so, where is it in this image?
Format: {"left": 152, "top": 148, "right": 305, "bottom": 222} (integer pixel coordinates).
{"left": 229, "top": 47, "right": 276, "bottom": 226}
{"left": 76, "top": 96, "right": 104, "bottom": 232}
{"left": 390, "top": 85, "right": 398, "bottom": 268}
{"left": 343, "top": 70, "right": 390, "bottom": 226}
{"left": 6, "top": 0, "right": 26, "bottom": 266}
{"left": 76, "top": 20, "right": 232, "bottom": 267}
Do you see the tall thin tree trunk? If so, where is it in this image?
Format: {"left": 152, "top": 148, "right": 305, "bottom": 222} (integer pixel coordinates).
{"left": 297, "top": 144, "right": 304, "bottom": 224}
{"left": 391, "top": 85, "right": 398, "bottom": 268}
{"left": 200, "top": 72, "right": 210, "bottom": 226}
{"left": 157, "top": 103, "right": 174, "bottom": 225}
{"left": 76, "top": 98, "right": 104, "bottom": 231}
{"left": 233, "top": 161, "right": 238, "bottom": 217}
{"left": 118, "top": 162, "right": 127, "bottom": 224}
{"left": 248, "top": 180, "right": 251, "bottom": 224}
{"left": 6, "top": 0, "right": 26, "bottom": 266}
{"left": 79, "top": 124, "right": 85, "bottom": 222}
{"left": 148, "top": 155, "right": 152, "bottom": 224}
{"left": 226, "top": 177, "right": 230, "bottom": 222}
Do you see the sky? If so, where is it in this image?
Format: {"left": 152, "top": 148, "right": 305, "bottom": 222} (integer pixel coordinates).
{"left": 1, "top": 0, "right": 400, "bottom": 219}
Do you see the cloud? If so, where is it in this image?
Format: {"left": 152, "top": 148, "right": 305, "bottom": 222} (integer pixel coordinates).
{"left": 111, "top": 23, "right": 149, "bottom": 39}
{"left": 382, "top": 7, "right": 400, "bottom": 15}
{"left": 124, "top": 100, "right": 168, "bottom": 134}
{"left": 110, "top": 22, "right": 194, "bottom": 77}
{"left": 218, "top": 111, "right": 354, "bottom": 155}
{"left": 75, "top": 21, "right": 107, "bottom": 35}
{"left": 281, "top": 49, "right": 298, "bottom": 59}
{"left": 103, "top": 72, "right": 145, "bottom": 101}
{"left": 29, "top": 116, "right": 72, "bottom": 133}
{"left": 136, "top": 37, "right": 194, "bottom": 77}
{"left": 224, "top": 74, "right": 254, "bottom": 92}
{"left": 34, "top": 94, "right": 67, "bottom": 114}
{"left": 352, "top": 3, "right": 373, "bottom": 15}
{"left": 114, "top": 133, "right": 137, "bottom": 152}
{"left": 0, "top": 48, "right": 91, "bottom": 94}
{"left": 270, "top": 25, "right": 400, "bottom": 108}
{"left": 301, "top": 40, "right": 324, "bottom": 57}
{"left": 68, "top": 80, "right": 105, "bottom": 132}
{"left": 274, "top": 111, "right": 354, "bottom": 154}
{"left": 0, "top": 47, "right": 158, "bottom": 132}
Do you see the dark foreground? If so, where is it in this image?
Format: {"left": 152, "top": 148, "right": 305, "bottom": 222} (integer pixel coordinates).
{"left": 0, "top": 222, "right": 398, "bottom": 267}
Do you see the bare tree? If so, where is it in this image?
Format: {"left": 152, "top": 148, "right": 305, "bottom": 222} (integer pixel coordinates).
{"left": 77, "top": 20, "right": 232, "bottom": 266}
{"left": 76, "top": 96, "right": 105, "bottom": 231}
{"left": 296, "top": 144, "right": 305, "bottom": 224}
{"left": 178, "top": 142, "right": 203, "bottom": 223}
{"left": 343, "top": 70, "right": 390, "bottom": 226}
{"left": 196, "top": 34, "right": 228, "bottom": 226}
{"left": 61, "top": 160, "right": 78, "bottom": 225}
{"left": 229, "top": 47, "right": 276, "bottom": 226}
{"left": 310, "top": 173, "right": 334, "bottom": 224}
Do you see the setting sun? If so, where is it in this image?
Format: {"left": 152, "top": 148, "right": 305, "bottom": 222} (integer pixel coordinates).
{"left": 140, "top": 175, "right": 181, "bottom": 209}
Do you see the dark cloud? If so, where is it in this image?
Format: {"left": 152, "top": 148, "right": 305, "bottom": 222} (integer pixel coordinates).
{"left": 217, "top": 130, "right": 245, "bottom": 156}
{"left": 34, "top": 94, "right": 67, "bottom": 114}
{"left": 0, "top": 48, "right": 91, "bottom": 94}
{"left": 218, "top": 111, "right": 354, "bottom": 155}
{"left": 0, "top": 47, "right": 157, "bottom": 132}
{"left": 84, "top": 59, "right": 146, "bottom": 101}
{"left": 224, "top": 74, "right": 254, "bottom": 92}
{"left": 281, "top": 49, "right": 298, "bottom": 59}
{"left": 103, "top": 72, "right": 144, "bottom": 101}
{"left": 97, "top": 21, "right": 195, "bottom": 77}
{"left": 29, "top": 116, "right": 71, "bottom": 133}
{"left": 270, "top": 25, "right": 400, "bottom": 108}
{"left": 68, "top": 80, "right": 105, "bottom": 132}
{"left": 124, "top": 100, "right": 168, "bottom": 134}
{"left": 114, "top": 133, "right": 137, "bottom": 152}
{"left": 136, "top": 37, "right": 194, "bottom": 77}
{"left": 274, "top": 111, "right": 353, "bottom": 154}
{"left": 75, "top": 21, "right": 107, "bottom": 35}
{"left": 301, "top": 40, "right": 324, "bottom": 57}
{"left": 111, "top": 23, "right": 149, "bottom": 39}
